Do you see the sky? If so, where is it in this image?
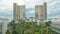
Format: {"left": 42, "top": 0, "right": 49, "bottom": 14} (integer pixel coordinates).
{"left": 0, "top": 0, "right": 60, "bottom": 19}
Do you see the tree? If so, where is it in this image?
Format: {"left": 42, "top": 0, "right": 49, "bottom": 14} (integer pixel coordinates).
{"left": 6, "top": 29, "right": 10, "bottom": 34}
{"left": 45, "top": 21, "right": 52, "bottom": 34}
{"left": 6, "top": 20, "right": 54, "bottom": 34}
{"left": 10, "top": 20, "right": 18, "bottom": 34}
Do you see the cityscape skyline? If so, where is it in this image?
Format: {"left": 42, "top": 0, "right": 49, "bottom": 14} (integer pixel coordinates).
{"left": 0, "top": 0, "right": 60, "bottom": 19}
{"left": 0, "top": 0, "right": 60, "bottom": 34}
{"left": 13, "top": 2, "right": 47, "bottom": 21}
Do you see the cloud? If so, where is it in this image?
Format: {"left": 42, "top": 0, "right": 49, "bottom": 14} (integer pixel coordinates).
{"left": 24, "top": 0, "right": 45, "bottom": 8}
{"left": 0, "top": 0, "right": 25, "bottom": 11}
{"left": 47, "top": 0, "right": 60, "bottom": 19}
{"left": 47, "top": 0, "right": 60, "bottom": 15}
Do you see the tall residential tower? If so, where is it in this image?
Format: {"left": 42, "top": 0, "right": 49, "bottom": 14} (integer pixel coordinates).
{"left": 35, "top": 2, "right": 47, "bottom": 21}
{"left": 13, "top": 3, "right": 25, "bottom": 21}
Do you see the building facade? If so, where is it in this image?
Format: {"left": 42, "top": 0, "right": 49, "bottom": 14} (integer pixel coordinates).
{"left": 13, "top": 3, "right": 25, "bottom": 21}
{"left": 43, "top": 2, "right": 47, "bottom": 20}
{"left": 35, "top": 2, "right": 47, "bottom": 21}
{"left": 13, "top": 3, "right": 17, "bottom": 21}
{"left": 0, "top": 18, "right": 9, "bottom": 34}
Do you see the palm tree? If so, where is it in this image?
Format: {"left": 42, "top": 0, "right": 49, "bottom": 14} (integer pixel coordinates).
{"left": 45, "top": 21, "right": 52, "bottom": 34}
{"left": 6, "top": 20, "right": 54, "bottom": 34}
{"left": 10, "top": 20, "right": 18, "bottom": 34}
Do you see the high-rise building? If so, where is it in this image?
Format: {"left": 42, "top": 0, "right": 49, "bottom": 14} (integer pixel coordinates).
{"left": 13, "top": 3, "right": 17, "bottom": 21}
{"left": 35, "top": 2, "right": 47, "bottom": 21}
{"left": 43, "top": 2, "right": 47, "bottom": 20}
{"left": 13, "top": 3, "right": 25, "bottom": 21}
{"left": 19, "top": 5, "right": 25, "bottom": 21}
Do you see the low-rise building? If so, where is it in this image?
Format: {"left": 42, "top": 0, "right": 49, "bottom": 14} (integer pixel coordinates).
{"left": 48, "top": 18, "right": 60, "bottom": 33}
{"left": 0, "top": 18, "right": 9, "bottom": 34}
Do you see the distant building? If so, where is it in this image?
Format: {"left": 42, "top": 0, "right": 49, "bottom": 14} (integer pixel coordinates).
{"left": 0, "top": 18, "right": 9, "bottom": 34}
{"left": 43, "top": 2, "right": 47, "bottom": 20}
{"left": 13, "top": 3, "right": 17, "bottom": 21}
{"left": 13, "top": 3, "right": 25, "bottom": 21}
{"left": 48, "top": 18, "right": 60, "bottom": 33}
{"left": 13, "top": 2, "right": 47, "bottom": 21}
{"left": 35, "top": 2, "right": 47, "bottom": 21}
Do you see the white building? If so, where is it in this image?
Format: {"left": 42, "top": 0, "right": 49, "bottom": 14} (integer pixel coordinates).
{"left": 49, "top": 18, "right": 60, "bottom": 33}
{"left": 0, "top": 18, "right": 9, "bottom": 34}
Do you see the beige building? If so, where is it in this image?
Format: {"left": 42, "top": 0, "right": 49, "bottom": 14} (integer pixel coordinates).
{"left": 43, "top": 2, "right": 47, "bottom": 20}
{"left": 13, "top": 3, "right": 25, "bottom": 21}
{"left": 35, "top": 2, "right": 47, "bottom": 21}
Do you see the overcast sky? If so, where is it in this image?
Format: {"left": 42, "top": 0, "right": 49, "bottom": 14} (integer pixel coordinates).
{"left": 0, "top": 0, "right": 60, "bottom": 19}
